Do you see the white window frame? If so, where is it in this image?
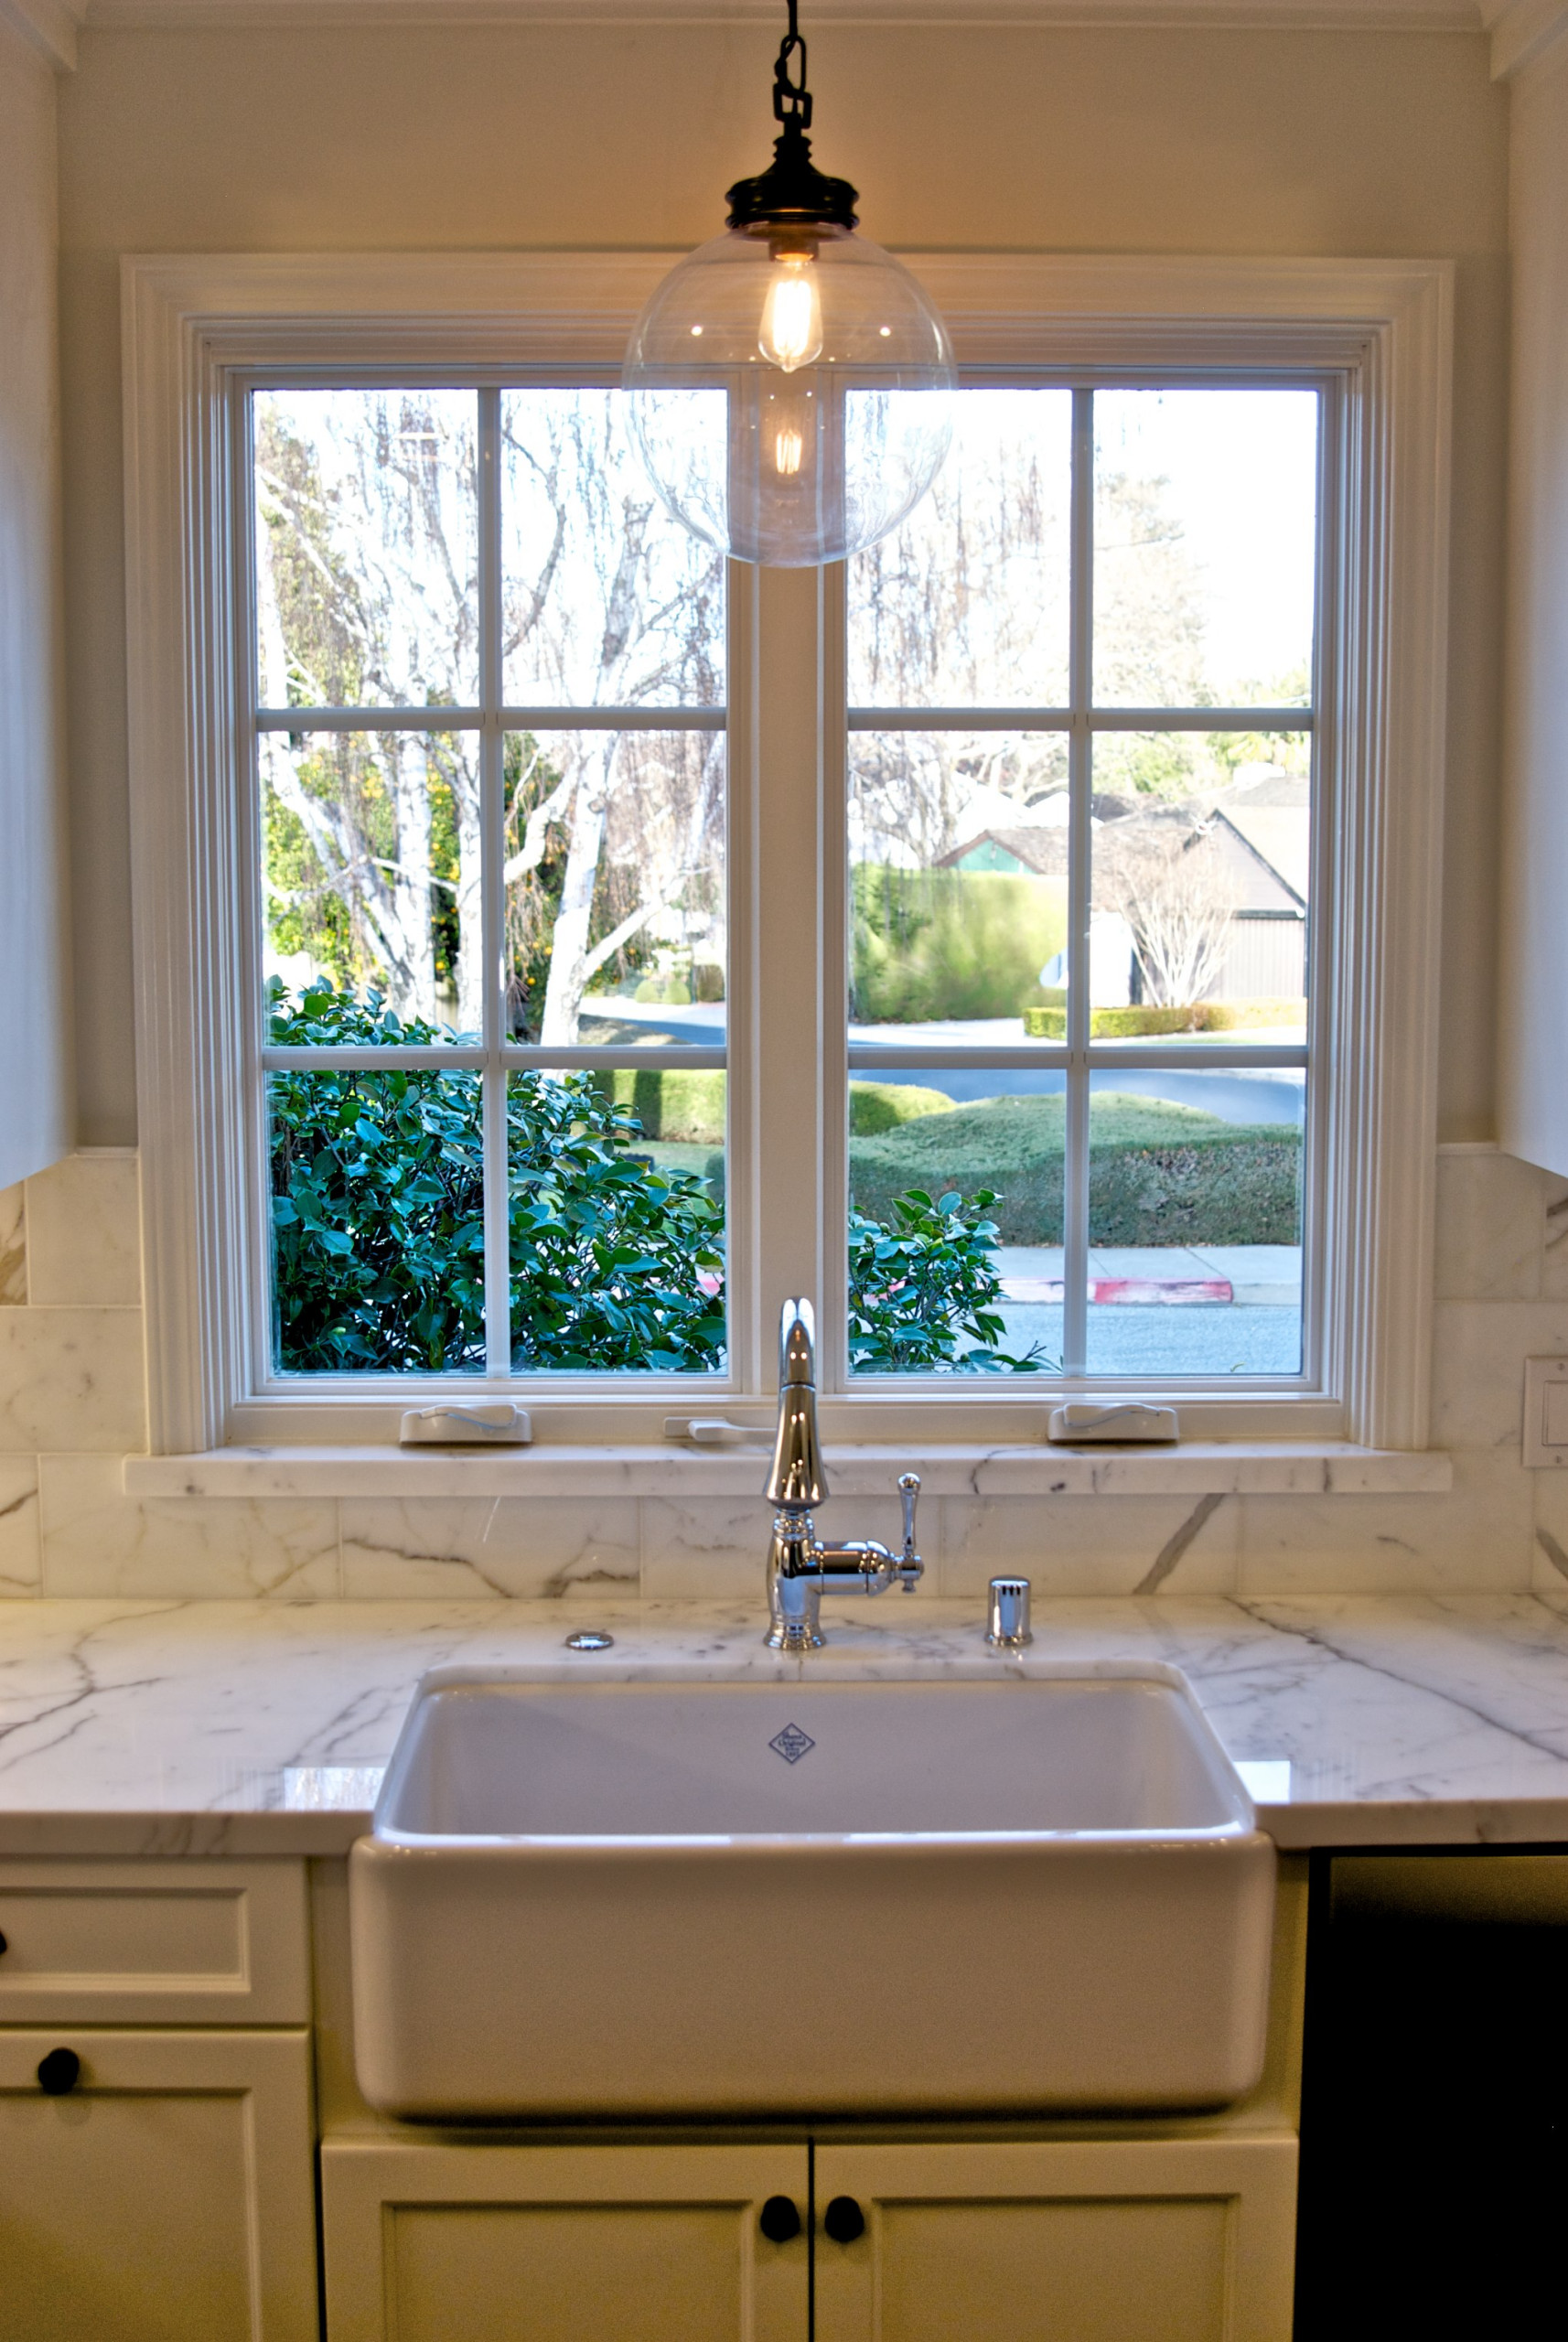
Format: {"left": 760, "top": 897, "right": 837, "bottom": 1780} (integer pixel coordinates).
{"left": 123, "top": 252, "right": 1450, "bottom": 1463}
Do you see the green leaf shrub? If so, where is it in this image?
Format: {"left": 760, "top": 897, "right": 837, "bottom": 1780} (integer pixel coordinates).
{"left": 267, "top": 982, "right": 725, "bottom": 1374}
{"left": 268, "top": 985, "right": 1055, "bottom": 1379}
{"left": 848, "top": 1188, "right": 1046, "bottom": 1374}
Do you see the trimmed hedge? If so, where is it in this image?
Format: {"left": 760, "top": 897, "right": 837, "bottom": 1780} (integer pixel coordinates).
{"left": 847, "top": 1092, "right": 1300, "bottom": 1247}
{"left": 601, "top": 1071, "right": 958, "bottom": 1147}
{"left": 596, "top": 1067, "right": 725, "bottom": 1145}
{"left": 1022, "top": 997, "right": 1306, "bottom": 1040}
{"left": 848, "top": 1080, "right": 956, "bottom": 1136}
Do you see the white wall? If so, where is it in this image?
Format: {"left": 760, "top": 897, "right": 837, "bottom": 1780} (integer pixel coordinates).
{"left": 0, "top": 18, "right": 71, "bottom": 1187}
{"left": 1498, "top": 36, "right": 1568, "bottom": 1174}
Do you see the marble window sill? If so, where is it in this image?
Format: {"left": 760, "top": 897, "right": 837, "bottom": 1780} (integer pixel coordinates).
{"left": 124, "top": 1442, "right": 1454, "bottom": 1501}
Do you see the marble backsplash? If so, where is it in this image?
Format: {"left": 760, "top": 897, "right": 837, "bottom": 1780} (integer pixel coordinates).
{"left": 3, "top": 1144, "right": 1568, "bottom": 1604}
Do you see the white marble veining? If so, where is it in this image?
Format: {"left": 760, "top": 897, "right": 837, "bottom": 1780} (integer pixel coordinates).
{"left": 124, "top": 1439, "right": 1455, "bottom": 1502}
{"left": 0, "top": 1458, "right": 40, "bottom": 1595}
{"left": 38, "top": 1453, "right": 338, "bottom": 1598}
{"left": 4, "top": 1595, "right": 1568, "bottom": 1856}
{"left": 339, "top": 1496, "right": 640, "bottom": 1600}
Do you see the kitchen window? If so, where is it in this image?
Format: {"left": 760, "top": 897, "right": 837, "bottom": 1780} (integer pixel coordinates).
{"left": 122, "top": 254, "right": 1449, "bottom": 1460}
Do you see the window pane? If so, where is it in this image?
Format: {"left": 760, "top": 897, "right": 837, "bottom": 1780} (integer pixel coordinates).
{"left": 1089, "top": 733, "right": 1310, "bottom": 1042}
{"left": 253, "top": 390, "right": 478, "bottom": 709}
{"left": 850, "top": 733, "right": 1069, "bottom": 1037}
{"left": 847, "top": 1068, "right": 1065, "bottom": 1376}
{"left": 508, "top": 1070, "right": 725, "bottom": 1374}
{"left": 269, "top": 1068, "right": 485, "bottom": 1374}
{"left": 848, "top": 388, "right": 1072, "bottom": 708}
{"left": 1085, "top": 1069, "right": 1304, "bottom": 1377}
{"left": 1093, "top": 389, "right": 1318, "bottom": 709}
{"left": 262, "top": 728, "right": 482, "bottom": 1042}
{"left": 503, "top": 729, "right": 725, "bottom": 1046}
{"left": 500, "top": 388, "right": 725, "bottom": 708}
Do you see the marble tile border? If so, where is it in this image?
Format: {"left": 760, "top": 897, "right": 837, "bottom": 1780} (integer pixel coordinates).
{"left": 0, "top": 1186, "right": 25, "bottom": 1308}
{"left": 23, "top": 1151, "right": 141, "bottom": 1309}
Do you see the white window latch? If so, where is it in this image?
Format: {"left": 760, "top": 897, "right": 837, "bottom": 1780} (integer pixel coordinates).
{"left": 399, "top": 1404, "right": 532, "bottom": 1446}
{"left": 1047, "top": 1402, "right": 1179, "bottom": 1445}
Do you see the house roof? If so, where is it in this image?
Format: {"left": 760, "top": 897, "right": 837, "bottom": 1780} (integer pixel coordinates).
{"left": 937, "top": 826, "right": 1070, "bottom": 876}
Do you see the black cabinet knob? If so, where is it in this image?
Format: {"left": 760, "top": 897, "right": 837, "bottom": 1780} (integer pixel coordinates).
{"left": 0, "top": 1927, "right": 7, "bottom": 1955}
{"left": 822, "top": 2195, "right": 865, "bottom": 2244}
{"left": 37, "top": 2048, "right": 81, "bottom": 2096}
{"left": 758, "top": 2195, "right": 802, "bottom": 2244}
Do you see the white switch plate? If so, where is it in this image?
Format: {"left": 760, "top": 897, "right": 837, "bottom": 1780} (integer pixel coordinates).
{"left": 1522, "top": 1358, "right": 1568, "bottom": 1466}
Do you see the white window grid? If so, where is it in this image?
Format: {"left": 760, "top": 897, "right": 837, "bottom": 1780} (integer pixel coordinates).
{"left": 241, "top": 370, "right": 732, "bottom": 1391}
{"left": 831, "top": 371, "right": 1331, "bottom": 1393}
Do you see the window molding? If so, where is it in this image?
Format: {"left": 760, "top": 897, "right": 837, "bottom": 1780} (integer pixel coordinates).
{"left": 123, "top": 250, "right": 1450, "bottom": 1456}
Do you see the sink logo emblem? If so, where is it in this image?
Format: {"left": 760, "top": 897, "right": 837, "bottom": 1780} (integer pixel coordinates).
{"left": 769, "top": 1722, "right": 816, "bottom": 1765}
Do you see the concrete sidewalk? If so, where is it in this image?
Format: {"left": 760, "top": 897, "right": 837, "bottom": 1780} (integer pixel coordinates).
{"left": 993, "top": 1245, "right": 1300, "bottom": 1306}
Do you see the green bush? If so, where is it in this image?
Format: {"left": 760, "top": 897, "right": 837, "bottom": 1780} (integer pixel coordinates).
{"left": 849, "top": 1188, "right": 1046, "bottom": 1373}
{"left": 267, "top": 986, "right": 1040, "bottom": 1379}
{"left": 268, "top": 983, "right": 725, "bottom": 1374}
{"left": 1198, "top": 997, "right": 1305, "bottom": 1031}
{"left": 1022, "top": 999, "right": 1306, "bottom": 1040}
{"left": 852, "top": 866, "right": 1068, "bottom": 1024}
{"left": 850, "top": 1092, "right": 1300, "bottom": 1247}
{"left": 596, "top": 1068, "right": 726, "bottom": 1145}
{"left": 848, "top": 1081, "right": 956, "bottom": 1137}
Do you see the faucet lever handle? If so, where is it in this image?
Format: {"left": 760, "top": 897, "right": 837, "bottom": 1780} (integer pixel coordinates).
{"left": 897, "top": 1472, "right": 921, "bottom": 1579}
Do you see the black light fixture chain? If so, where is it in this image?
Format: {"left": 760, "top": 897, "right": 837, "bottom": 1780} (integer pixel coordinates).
{"left": 773, "top": 0, "right": 812, "bottom": 131}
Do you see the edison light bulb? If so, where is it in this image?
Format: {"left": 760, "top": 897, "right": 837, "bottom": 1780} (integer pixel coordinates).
{"left": 757, "top": 254, "right": 822, "bottom": 372}
{"left": 773, "top": 424, "right": 805, "bottom": 476}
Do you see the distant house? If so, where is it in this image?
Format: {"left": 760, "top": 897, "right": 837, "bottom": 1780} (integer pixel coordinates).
{"left": 939, "top": 772, "right": 1310, "bottom": 1004}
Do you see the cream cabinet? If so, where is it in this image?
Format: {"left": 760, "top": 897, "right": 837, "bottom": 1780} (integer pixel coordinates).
{"left": 321, "top": 2133, "right": 1296, "bottom": 2342}
{"left": 813, "top": 2137, "right": 1298, "bottom": 2342}
{"left": 0, "top": 1857, "right": 317, "bottom": 2342}
{"left": 0, "top": 2026, "right": 318, "bottom": 2340}
{"left": 321, "top": 2140, "right": 811, "bottom": 2342}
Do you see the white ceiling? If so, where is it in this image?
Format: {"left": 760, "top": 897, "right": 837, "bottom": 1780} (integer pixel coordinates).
{"left": 4, "top": 0, "right": 1560, "bottom": 89}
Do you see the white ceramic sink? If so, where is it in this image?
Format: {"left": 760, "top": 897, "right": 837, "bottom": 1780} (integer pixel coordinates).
{"left": 349, "top": 1664, "right": 1275, "bottom": 2120}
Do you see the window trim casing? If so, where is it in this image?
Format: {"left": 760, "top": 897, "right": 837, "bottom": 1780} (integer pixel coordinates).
{"left": 122, "top": 251, "right": 1450, "bottom": 1456}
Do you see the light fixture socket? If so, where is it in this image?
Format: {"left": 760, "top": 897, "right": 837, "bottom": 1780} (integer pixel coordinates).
{"left": 725, "top": 118, "right": 859, "bottom": 232}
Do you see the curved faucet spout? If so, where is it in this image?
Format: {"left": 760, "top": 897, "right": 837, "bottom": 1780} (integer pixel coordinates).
{"left": 766, "top": 1296, "right": 827, "bottom": 1509}
{"left": 763, "top": 1299, "right": 922, "bottom": 1649}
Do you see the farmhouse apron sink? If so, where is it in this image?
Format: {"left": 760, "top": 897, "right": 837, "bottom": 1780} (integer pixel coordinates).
{"left": 349, "top": 1663, "right": 1275, "bottom": 2121}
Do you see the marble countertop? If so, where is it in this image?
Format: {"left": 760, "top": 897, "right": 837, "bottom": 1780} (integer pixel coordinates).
{"left": 5, "top": 1593, "right": 1568, "bottom": 1855}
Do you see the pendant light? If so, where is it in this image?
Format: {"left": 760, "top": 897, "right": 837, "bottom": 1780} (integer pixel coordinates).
{"left": 624, "top": 0, "right": 957, "bottom": 568}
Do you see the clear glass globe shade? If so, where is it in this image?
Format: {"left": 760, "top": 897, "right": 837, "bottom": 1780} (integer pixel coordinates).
{"left": 624, "top": 224, "right": 957, "bottom": 568}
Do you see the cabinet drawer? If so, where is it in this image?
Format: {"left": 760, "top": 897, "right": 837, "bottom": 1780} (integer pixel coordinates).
{"left": 0, "top": 1860, "right": 310, "bottom": 2024}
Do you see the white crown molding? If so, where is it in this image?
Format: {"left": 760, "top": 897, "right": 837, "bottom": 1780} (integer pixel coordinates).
{"left": 0, "top": 0, "right": 85, "bottom": 69}
{"left": 78, "top": 0, "right": 1485, "bottom": 37}
{"left": 1479, "top": 0, "right": 1568, "bottom": 72}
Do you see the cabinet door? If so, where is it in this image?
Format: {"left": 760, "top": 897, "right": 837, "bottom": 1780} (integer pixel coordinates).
{"left": 0, "top": 2027, "right": 317, "bottom": 2341}
{"left": 815, "top": 2137, "right": 1297, "bottom": 2342}
{"left": 322, "top": 2140, "right": 810, "bottom": 2342}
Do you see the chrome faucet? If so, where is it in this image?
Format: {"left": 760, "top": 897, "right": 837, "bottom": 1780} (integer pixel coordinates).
{"left": 764, "top": 1297, "right": 922, "bottom": 1649}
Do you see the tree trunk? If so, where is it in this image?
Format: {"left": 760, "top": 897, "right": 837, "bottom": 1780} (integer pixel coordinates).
{"left": 539, "top": 737, "right": 616, "bottom": 1044}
